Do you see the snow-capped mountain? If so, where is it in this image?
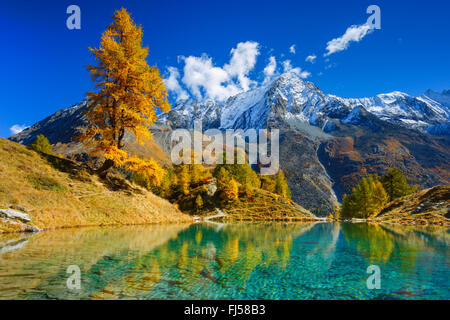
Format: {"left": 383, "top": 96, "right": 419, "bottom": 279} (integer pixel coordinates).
{"left": 9, "top": 72, "right": 450, "bottom": 216}
{"left": 158, "top": 72, "right": 450, "bottom": 135}
{"left": 422, "top": 89, "right": 450, "bottom": 109}
{"left": 340, "top": 91, "right": 450, "bottom": 132}
{"left": 157, "top": 99, "right": 222, "bottom": 130}
{"left": 156, "top": 72, "right": 450, "bottom": 215}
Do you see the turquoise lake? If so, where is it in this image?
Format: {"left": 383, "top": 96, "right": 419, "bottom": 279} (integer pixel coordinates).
{"left": 0, "top": 222, "right": 448, "bottom": 300}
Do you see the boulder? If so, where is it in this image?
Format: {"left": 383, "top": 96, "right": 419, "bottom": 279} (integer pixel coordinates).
{"left": 1, "top": 219, "right": 40, "bottom": 233}
{"left": 0, "top": 209, "right": 31, "bottom": 222}
{"left": 206, "top": 181, "right": 217, "bottom": 196}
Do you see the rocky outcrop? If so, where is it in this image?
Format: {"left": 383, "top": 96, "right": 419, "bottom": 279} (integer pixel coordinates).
{"left": 279, "top": 130, "right": 338, "bottom": 215}
{"left": 0, "top": 219, "right": 41, "bottom": 233}
{"left": 0, "top": 209, "right": 31, "bottom": 222}
{"left": 0, "top": 209, "right": 41, "bottom": 233}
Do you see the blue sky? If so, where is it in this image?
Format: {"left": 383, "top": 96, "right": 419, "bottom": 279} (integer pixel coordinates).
{"left": 1, "top": 0, "right": 450, "bottom": 137}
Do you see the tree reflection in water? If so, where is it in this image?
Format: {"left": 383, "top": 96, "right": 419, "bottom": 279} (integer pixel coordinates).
{"left": 0, "top": 222, "right": 448, "bottom": 300}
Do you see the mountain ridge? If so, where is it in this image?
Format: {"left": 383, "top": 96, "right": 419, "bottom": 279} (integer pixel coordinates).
{"left": 158, "top": 72, "right": 450, "bottom": 135}
{"left": 9, "top": 73, "right": 450, "bottom": 215}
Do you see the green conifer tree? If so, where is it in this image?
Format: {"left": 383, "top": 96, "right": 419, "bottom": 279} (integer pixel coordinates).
{"left": 29, "top": 134, "right": 55, "bottom": 155}
{"left": 380, "top": 168, "right": 414, "bottom": 201}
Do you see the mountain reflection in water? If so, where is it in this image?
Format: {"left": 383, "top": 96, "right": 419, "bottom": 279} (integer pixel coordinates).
{"left": 0, "top": 222, "right": 448, "bottom": 300}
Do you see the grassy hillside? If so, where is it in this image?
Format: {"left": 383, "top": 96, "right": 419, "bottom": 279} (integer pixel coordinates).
{"left": 374, "top": 185, "right": 449, "bottom": 225}
{"left": 215, "top": 189, "right": 318, "bottom": 221}
{"left": 0, "top": 138, "right": 192, "bottom": 233}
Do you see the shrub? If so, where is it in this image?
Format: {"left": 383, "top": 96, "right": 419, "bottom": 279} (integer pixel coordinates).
{"left": 29, "top": 134, "right": 55, "bottom": 155}
{"left": 131, "top": 171, "right": 151, "bottom": 189}
{"left": 27, "top": 174, "right": 66, "bottom": 192}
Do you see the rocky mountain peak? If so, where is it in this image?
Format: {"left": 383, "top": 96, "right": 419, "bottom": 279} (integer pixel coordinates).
{"left": 158, "top": 73, "right": 449, "bottom": 136}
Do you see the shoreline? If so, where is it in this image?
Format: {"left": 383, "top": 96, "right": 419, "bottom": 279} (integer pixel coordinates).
{"left": 2, "top": 215, "right": 449, "bottom": 235}
{"left": 0, "top": 215, "right": 194, "bottom": 235}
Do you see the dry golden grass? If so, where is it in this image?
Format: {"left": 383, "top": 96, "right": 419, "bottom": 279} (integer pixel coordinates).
{"left": 0, "top": 138, "right": 192, "bottom": 233}
{"left": 218, "top": 189, "right": 320, "bottom": 221}
{"left": 374, "top": 185, "right": 449, "bottom": 226}
{"left": 0, "top": 220, "right": 25, "bottom": 233}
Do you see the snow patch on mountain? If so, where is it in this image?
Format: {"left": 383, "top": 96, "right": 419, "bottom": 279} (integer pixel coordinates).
{"left": 157, "top": 73, "right": 449, "bottom": 135}
{"left": 220, "top": 82, "right": 271, "bottom": 129}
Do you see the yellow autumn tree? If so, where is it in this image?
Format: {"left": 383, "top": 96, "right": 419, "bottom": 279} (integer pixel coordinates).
{"left": 79, "top": 8, "right": 170, "bottom": 179}
{"left": 341, "top": 174, "right": 389, "bottom": 218}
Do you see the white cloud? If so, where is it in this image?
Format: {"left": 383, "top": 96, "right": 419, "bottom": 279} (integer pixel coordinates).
{"left": 324, "top": 23, "right": 373, "bottom": 56}
{"left": 282, "top": 60, "right": 311, "bottom": 79}
{"left": 165, "top": 67, "right": 189, "bottom": 101}
{"left": 289, "top": 45, "right": 296, "bottom": 54}
{"left": 166, "top": 41, "right": 312, "bottom": 102}
{"left": 224, "top": 41, "right": 260, "bottom": 91}
{"left": 263, "top": 56, "right": 277, "bottom": 81}
{"left": 181, "top": 54, "right": 239, "bottom": 101}
{"left": 10, "top": 124, "right": 28, "bottom": 135}
{"left": 282, "top": 60, "right": 294, "bottom": 72}
{"left": 305, "top": 55, "right": 317, "bottom": 64}
{"left": 176, "top": 41, "right": 260, "bottom": 102}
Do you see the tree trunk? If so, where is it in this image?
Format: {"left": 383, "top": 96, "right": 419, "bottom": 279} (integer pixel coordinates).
{"left": 96, "top": 159, "right": 115, "bottom": 178}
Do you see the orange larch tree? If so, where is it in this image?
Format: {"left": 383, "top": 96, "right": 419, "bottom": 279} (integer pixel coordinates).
{"left": 79, "top": 8, "right": 170, "bottom": 179}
